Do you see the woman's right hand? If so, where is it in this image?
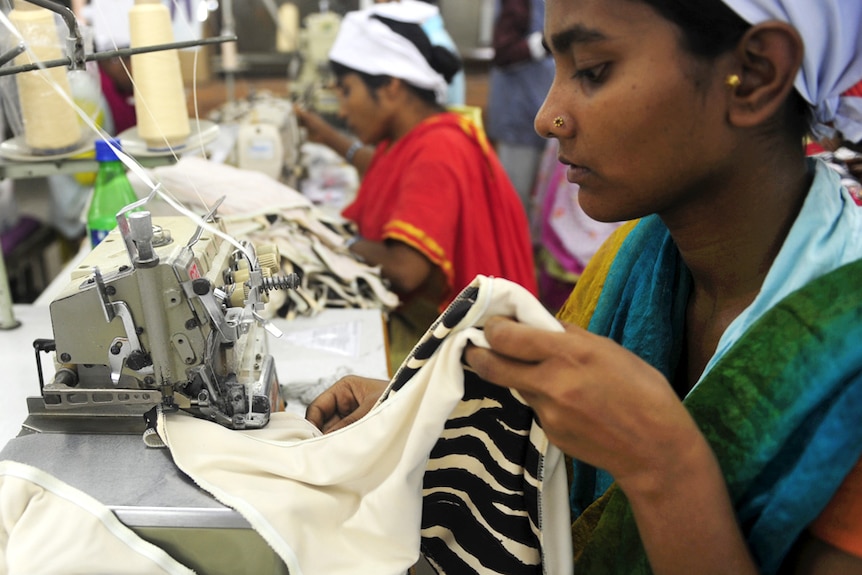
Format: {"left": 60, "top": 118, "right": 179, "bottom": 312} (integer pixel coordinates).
{"left": 293, "top": 104, "right": 334, "bottom": 145}
{"left": 305, "top": 375, "right": 388, "bottom": 433}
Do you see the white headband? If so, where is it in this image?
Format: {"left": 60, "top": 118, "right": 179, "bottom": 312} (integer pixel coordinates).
{"left": 370, "top": 0, "right": 440, "bottom": 24}
{"left": 328, "top": 8, "right": 449, "bottom": 105}
{"left": 722, "top": 0, "right": 862, "bottom": 142}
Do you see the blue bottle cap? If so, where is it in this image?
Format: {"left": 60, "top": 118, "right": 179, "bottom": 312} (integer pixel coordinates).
{"left": 95, "top": 138, "right": 123, "bottom": 162}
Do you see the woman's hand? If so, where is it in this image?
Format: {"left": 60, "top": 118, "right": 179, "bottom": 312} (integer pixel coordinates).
{"left": 466, "top": 316, "right": 762, "bottom": 575}
{"left": 464, "top": 315, "right": 703, "bottom": 494}
{"left": 305, "top": 375, "right": 388, "bottom": 433}
{"left": 293, "top": 104, "right": 372, "bottom": 175}
{"left": 293, "top": 105, "right": 336, "bottom": 145}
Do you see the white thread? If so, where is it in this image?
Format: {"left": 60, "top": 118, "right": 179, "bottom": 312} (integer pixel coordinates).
{"left": 9, "top": 5, "right": 82, "bottom": 153}
{"left": 144, "top": 184, "right": 258, "bottom": 268}
{"left": 129, "top": 0, "right": 190, "bottom": 150}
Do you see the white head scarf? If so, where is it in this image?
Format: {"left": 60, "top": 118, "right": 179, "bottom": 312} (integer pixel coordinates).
{"left": 328, "top": 7, "right": 449, "bottom": 105}
{"left": 722, "top": 0, "right": 862, "bottom": 142}
{"left": 370, "top": 0, "right": 440, "bottom": 24}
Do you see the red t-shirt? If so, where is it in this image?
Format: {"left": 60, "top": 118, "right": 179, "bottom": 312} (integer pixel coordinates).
{"left": 342, "top": 112, "right": 538, "bottom": 309}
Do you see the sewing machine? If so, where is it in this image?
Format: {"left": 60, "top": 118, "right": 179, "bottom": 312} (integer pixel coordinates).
{"left": 212, "top": 95, "right": 304, "bottom": 185}
{"left": 25, "top": 207, "right": 298, "bottom": 435}
{"left": 0, "top": 206, "right": 388, "bottom": 574}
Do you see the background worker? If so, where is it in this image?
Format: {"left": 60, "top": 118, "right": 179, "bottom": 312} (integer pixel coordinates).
{"left": 297, "top": 5, "right": 537, "bottom": 373}
{"left": 485, "top": 0, "right": 554, "bottom": 226}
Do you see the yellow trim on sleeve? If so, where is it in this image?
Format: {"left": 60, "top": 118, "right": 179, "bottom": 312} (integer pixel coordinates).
{"left": 383, "top": 220, "right": 455, "bottom": 287}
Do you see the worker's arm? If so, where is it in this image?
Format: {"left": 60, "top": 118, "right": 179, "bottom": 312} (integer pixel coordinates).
{"left": 349, "top": 238, "right": 437, "bottom": 296}
{"left": 294, "top": 105, "right": 373, "bottom": 176}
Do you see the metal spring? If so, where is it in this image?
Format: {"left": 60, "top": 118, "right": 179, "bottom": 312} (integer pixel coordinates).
{"left": 261, "top": 273, "right": 301, "bottom": 291}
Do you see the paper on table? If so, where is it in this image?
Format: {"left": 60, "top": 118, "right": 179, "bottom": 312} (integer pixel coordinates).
{"left": 280, "top": 320, "right": 361, "bottom": 358}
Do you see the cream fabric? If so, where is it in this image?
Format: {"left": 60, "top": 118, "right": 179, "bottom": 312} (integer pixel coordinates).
{"left": 722, "top": 0, "right": 862, "bottom": 141}
{"left": 156, "top": 275, "right": 572, "bottom": 575}
{"left": 329, "top": 8, "right": 449, "bottom": 105}
{"left": 128, "top": 156, "right": 400, "bottom": 318}
{"left": 0, "top": 461, "right": 194, "bottom": 575}
{"left": 128, "top": 156, "right": 313, "bottom": 218}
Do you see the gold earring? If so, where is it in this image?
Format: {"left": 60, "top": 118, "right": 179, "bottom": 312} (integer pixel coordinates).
{"left": 553, "top": 116, "right": 565, "bottom": 128}
{"left": 725, "top": 74, "right": 741, "bottom": 88}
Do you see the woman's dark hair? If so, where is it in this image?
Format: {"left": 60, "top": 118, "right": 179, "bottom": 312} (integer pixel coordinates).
{"left": 329, "top": 15, "right": 461, "bottom": 107}
{"left": 636, "top": 0, "right": 749, "bottom": 57}
{"left": 636, "top": 0, "right": 811, "bottom": 138}
{"left": 331, "top": 61, "right": 390, "bottom": 91}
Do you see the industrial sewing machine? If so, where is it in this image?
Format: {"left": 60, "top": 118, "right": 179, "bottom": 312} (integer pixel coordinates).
{"left": 210, "top": 94, "right": 304, "bottom": 185}
{"left": 25, "top": 205, "right": 299, "bottom": 435}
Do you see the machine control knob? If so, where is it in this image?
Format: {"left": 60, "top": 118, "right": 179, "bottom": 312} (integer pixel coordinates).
{"left": 126, "top": 350, "right": 152, "bottom": 371}
{"left": 192, "top": 278, "right": 212, "bottom": 296}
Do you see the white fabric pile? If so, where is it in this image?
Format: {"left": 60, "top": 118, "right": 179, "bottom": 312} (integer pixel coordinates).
{"left": 129, "top": 156, "right": 399, "bottom": 319}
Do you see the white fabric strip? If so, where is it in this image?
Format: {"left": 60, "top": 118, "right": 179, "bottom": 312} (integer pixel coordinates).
{"left": 0, "top": 461, "right": 194, "bottom": 574}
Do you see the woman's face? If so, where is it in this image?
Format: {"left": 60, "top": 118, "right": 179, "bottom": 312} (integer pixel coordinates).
{"left": 336, "top": 73, "right": 390, "bottom": 145}
{"left": 537, "top": 0, "right": 737, "bottom": 224}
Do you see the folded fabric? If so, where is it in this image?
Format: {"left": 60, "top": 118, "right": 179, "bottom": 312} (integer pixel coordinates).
{"left": 155, "top": 275, "right": 572, "bottom": 575}
{"left": 127, "top": 156, "right": 400, "bottom": 318}
{"left": 129, "top": 156, "right": 313, "bottom": 217}
{"left": 0, "top": 461, "right": 194, "bottom": 575}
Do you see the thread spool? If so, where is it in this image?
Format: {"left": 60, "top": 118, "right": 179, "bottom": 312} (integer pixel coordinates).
{"left": 276, "top": 3, "right": 299, "bottom": 53}
{"left": 220, "top": 39, "right": 239, "bottom": 73}
{"left": 304, "top": 12, "right": 341, "bottom": 66}
{"left": 9, "top": 1, "right": 82, "bottom": 154}
{"left": 129, "top": 0, "right": 190, "bottom": 150}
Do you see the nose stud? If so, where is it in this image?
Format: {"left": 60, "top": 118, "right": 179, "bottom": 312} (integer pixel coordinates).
{"left": 725, "top": 74, "right": 741, "bottom": 88}
{"left": 553, "top": 116, "right": 565, "bottom": 128}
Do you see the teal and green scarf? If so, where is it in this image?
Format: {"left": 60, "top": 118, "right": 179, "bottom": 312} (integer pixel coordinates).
{"left": 560, "top": 215, "right": 862, "bottom": 574}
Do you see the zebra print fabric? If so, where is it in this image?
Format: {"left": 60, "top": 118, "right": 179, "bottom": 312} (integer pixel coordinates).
{"left": 384, "top": 285, "right": 549, "bottom": 574}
